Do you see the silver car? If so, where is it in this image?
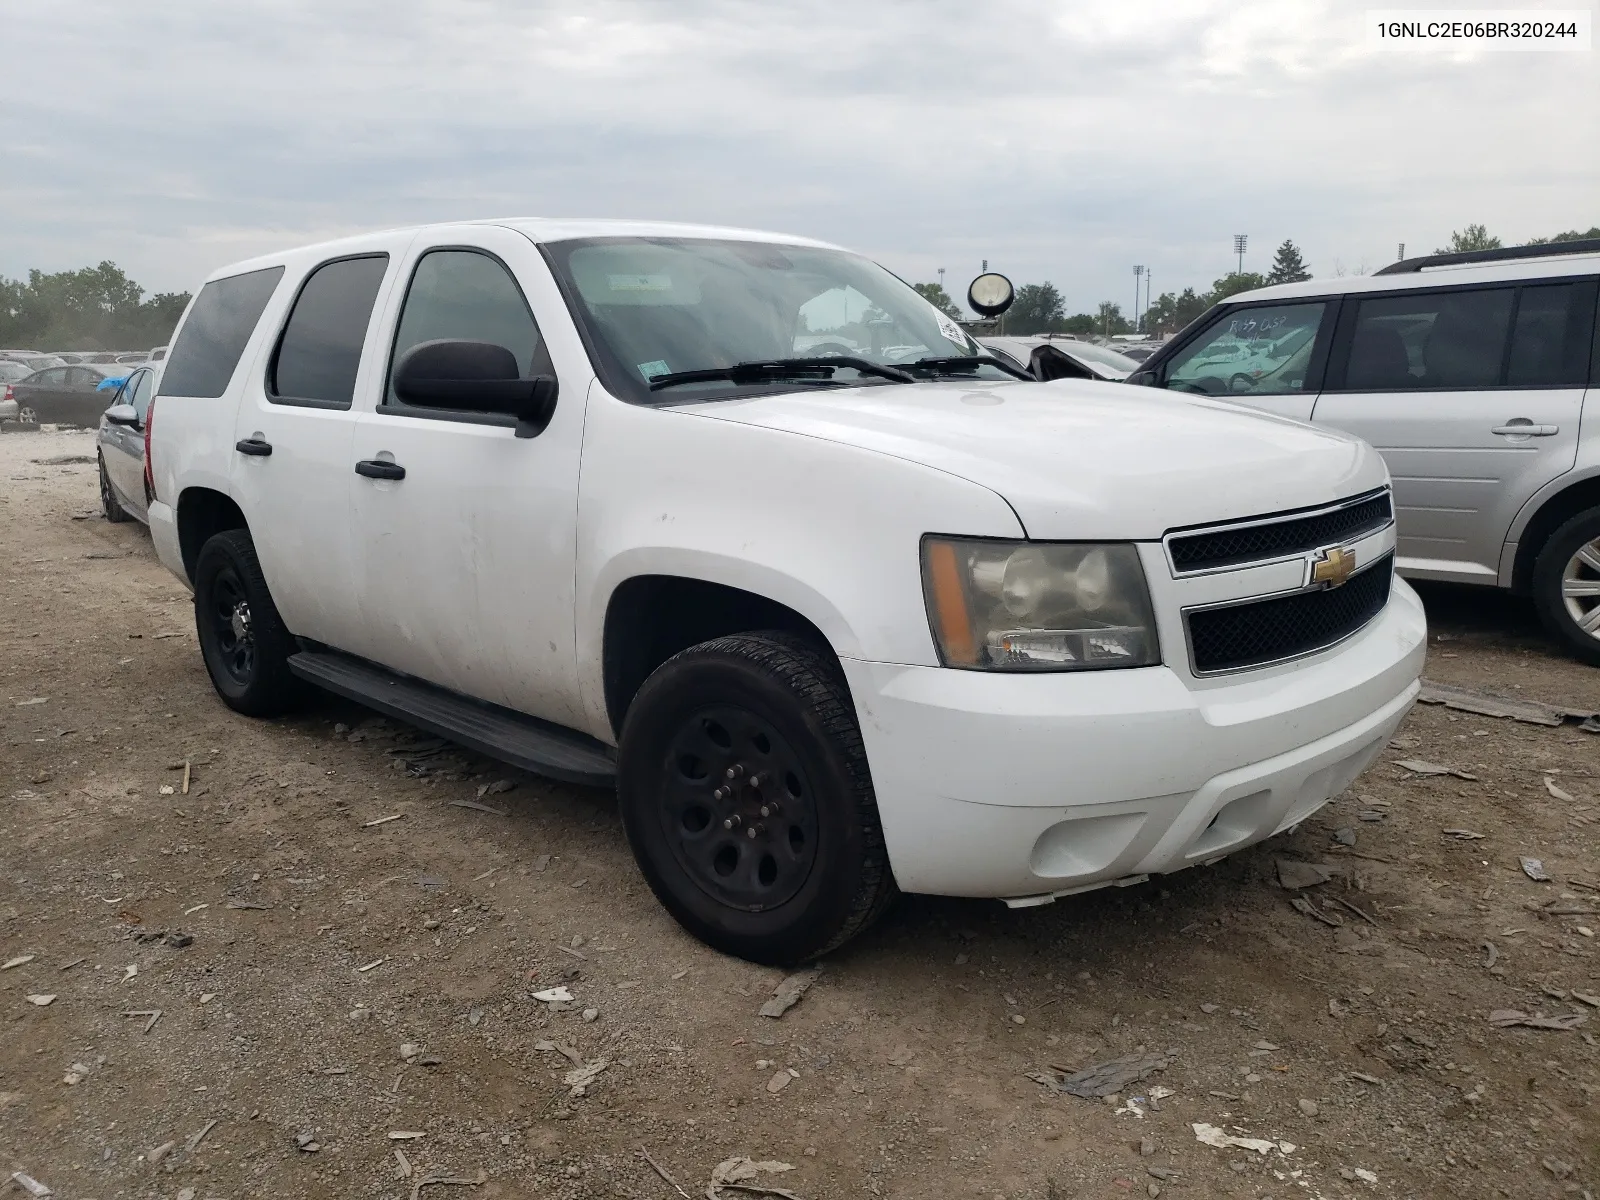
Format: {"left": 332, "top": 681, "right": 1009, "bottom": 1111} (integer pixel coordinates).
{"left": 979, "top": 336, "right": 1141, "bottom": 381}
{"left": 1130, "top": 238, "right": 1600, "bottom": 664}
{"left": 96, "top": 363, "right": 159, "bottom": 525}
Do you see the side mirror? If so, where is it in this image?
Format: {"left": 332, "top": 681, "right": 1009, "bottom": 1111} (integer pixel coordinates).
{"left": 393, "top": 339, "right": 558, "bottom": 438}
{"left": 967, "top": 272, "right": 1015, "bottom": 318}
{"left": 105, "top": 403, "right": 140, "bottom": 427}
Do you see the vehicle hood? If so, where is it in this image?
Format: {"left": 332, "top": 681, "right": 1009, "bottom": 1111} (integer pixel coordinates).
{"left": 678, "top": 378, "right": 1385, "bottom": 540}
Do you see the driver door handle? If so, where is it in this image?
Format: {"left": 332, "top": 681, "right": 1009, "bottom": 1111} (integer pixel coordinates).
{"left": 355, "top": 459, "right": 406, "bottom": 480}
{"left": 235, "top": 437, "right": 272, "bottom": 456}
{"left": 1492, "top": 422, "right": 1558, "bottom": 437}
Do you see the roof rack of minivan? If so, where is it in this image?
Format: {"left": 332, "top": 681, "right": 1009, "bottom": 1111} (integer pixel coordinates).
{"left": 1375, "top": 237, "right": 1600, "bottom": 276}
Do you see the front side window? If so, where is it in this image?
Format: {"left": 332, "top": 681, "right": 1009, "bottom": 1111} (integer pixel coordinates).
{"left": 1162, "top": 302, "right": 1328, "bottom": 396}
{"left": 1341, "top": 287, "right": 1514, "bottom": 391}
{"left": 270, "top": 255, "right": 389, "bottom": 407}
{"left": 161, "top": 266, "right": 285, "bottom": 398}
{"left": 128, "top": 369, "right": 155, "bottom": 420}
{"left": 543, "top": 237, "right": 1000, "bottom": 404}
{"left": 386, "top": 250, "right": 547, "bottom": 409}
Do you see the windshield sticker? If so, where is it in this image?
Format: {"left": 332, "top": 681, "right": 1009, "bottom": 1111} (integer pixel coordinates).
{"left": 935, "top": 312, "right": 968, "bottom": 345}
{"left": 608, "top": 274, "right": 673, "bottom": 293}
{"left": 636, "top": 359, "right": 671, "bottom": 381}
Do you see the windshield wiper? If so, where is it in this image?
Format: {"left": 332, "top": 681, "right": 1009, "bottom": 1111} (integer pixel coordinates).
{"left": 647, "top": 356, "right": 915, "bottom": 391}
{"left": 901, "top": 354, "right": 1035, "bottom": 382}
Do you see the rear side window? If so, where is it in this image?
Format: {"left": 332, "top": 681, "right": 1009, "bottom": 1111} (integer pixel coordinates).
{"left": 1506, "top": 282, "right": 1593, "bottom": 387}
{"left": 1341, "top": 288, "right": 1514, "bottom": 390}
{"left": 269, "top": 255, "right": 389, "bottom": 407}
{"left": 1161, "top": 301, "right": 1328, "bottom": 397}
{"left": 385, "top": 250, "right": 547, "bottom": 409}
{"left": 160, "top": 266, "right": 284, "bottom": 398}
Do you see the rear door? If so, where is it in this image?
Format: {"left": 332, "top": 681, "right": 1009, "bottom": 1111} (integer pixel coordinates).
{"left": 1145, "top": 298, "right": 1334, "bottom": 422}
{"left": 229, "top": 243, "right": 404, "bottom": 652}
{"left": 345, "top": 226, "right": 587, "bottom": 728}
{"left": 1312, "top": 278, "right": 1597, "bottom": 582}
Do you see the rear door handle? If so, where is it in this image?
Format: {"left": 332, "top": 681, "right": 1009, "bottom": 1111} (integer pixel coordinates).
{"left": 1492, "top": 422, "right": 1559, "bottom": 437}
{"left": 235, "top": 437, "right": 272, "bottom": 456}
{"left": 355, "top": 459, "right": 406, "bottom": 480}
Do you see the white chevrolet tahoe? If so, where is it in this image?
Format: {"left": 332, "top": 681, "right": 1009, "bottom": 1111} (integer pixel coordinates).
{"left": 147, "top": 219, "right": 1426, "bottom": 964}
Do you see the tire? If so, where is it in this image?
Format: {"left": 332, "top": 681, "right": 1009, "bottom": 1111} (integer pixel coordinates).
{"left": 98, "top": 452, "right": 130, "bottom": 523}
{"left": 192, "top": 528, "right": 306, "bottom": 715}
{"left": 617, "top": 632, "right": 896, "bottom": 965}
{"left": 1532, "top": 506, "right": 1600, "bottom": 667}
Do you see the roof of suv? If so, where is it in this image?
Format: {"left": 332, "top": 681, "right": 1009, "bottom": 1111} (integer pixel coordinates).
{"left": 1225, "top": 247, "right": 1600, "bottom": 305}
{"left": 198, "top": 219, "right": 845, "bottom": 285}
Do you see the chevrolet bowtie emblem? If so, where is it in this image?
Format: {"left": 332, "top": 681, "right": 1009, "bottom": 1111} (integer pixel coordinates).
{"left": 1311, "top": 545, "right": 1356, "bottom": 588}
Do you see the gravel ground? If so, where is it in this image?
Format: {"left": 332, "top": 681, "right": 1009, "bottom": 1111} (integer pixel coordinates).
{"left": 2, "top": 429, "right": 1597, "bottom": 1200}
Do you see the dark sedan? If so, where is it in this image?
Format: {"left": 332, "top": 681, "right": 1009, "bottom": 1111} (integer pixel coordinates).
{"left": 3, "top": 364, "right": 123, "bottom": 427}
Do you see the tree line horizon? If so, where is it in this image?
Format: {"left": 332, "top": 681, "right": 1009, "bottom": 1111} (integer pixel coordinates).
{"left": 3, "top": 222, "right": 1595, "bottom": 351}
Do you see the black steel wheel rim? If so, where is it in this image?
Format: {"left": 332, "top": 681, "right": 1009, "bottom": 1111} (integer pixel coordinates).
{"left": 208, "top": 566, "right": 255, "bottom": 684}
{"left": 657, "top": 705, "right": 820, "bottom": 911}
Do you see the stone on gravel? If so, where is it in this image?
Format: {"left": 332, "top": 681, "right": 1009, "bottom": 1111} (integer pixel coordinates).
{"left": 1297, "top": 1098, "right": 1319, "bottom": 1117}
{"left": 1276, "top": 859, "right": 1335, "bottom": 890}
{"left": 760, "top": 967, "right": 821, "bottom": 1019}
{"left": 1049, "top": 1051, "right": 1172, "bottom": 1099}
{"left": 1520, "top": 857, "right": 1552, "bottom": 882}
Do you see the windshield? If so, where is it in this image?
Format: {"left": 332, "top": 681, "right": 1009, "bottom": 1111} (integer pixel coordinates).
{"left": 544, "top": 237, "right": 1013, "bottom": 403}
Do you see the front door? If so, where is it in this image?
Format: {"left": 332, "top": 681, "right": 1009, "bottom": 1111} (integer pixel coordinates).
{"left": 104, "top": 367, "right": 154, "bottom": 516}
{"left": 230, "top": 245, "right": 402, "bottom": 651}
{"left": 347, "top": 227, "right": 587, "bottom": 729}
{"left": 1312, "top": 279, "right": 1595, "bottom": 581}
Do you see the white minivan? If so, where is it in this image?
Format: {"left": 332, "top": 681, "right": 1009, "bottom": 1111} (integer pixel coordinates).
{"left": 146, "top": 220, "right": 1425, "bottom": 963}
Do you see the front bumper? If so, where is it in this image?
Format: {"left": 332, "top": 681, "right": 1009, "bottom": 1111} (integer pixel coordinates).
{"left": 841, "top": 578, "right": 1426, "bottom": 899}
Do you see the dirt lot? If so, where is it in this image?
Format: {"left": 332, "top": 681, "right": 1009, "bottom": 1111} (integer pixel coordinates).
{"left": 2, "top": 428, "right": 1597, "bottom": 1200}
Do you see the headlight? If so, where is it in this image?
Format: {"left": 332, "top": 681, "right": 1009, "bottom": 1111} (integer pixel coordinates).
{"left": 921, "top": 537, "right": 1160, "bottom": 671}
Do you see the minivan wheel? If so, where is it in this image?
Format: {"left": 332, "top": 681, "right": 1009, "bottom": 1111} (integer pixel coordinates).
{"left": 193, "top": 529, "right": 305, "bottom": 715}
{"left": 617, "top": 632, "right": 895, "bottom": 965}
{"left": 1532, "top": 507, "right": 1600, "bottom": 667}
{"left": 98, "top": 453, "right": 130, "bottom": 523}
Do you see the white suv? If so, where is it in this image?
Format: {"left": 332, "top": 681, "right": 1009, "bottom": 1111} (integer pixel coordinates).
{"left": 1131, "top": 240, "right": 1600, "bottom": 663}
{"left": 147, "top": 220, "right": 1425, "bottom": 963}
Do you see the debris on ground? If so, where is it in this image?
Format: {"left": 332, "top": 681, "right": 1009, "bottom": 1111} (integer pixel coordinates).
{"left": 1394, "top": 759, "right": 1478, "bottom": 780}
{"left": 564, "top": 1058, "right": 610, "bottom": 1095}
{"left": 123, "top": 1008, "right": 161, "bottom": 1033}
{"left": 3, "top": 954, "right": 36, "bottom": 970}
{"left": 295, "top": 1131, "right": 320, "bottom": 1152}
{"left": 532, "top": 986, "right": 574, "bottom": 1004}
{"left": 1276, "top": 859, "right": 1335, "bottom": 890}
{"left": 1290, "top": 896, "right": 1343, "bottom": 927}
{"left": 766, "top": 1068, "right": 793, "bottom": 1094}
{"left": 1520, "top": 857, "right": 1552, "bottom": 882}
{"left": 760, "top": 967, "right": 821, "bottom": 1018}
{"left": 1191, "top": 1123, "right": 1294, "bottom": 1156}
{"left": 1332, "top": 827, "right": 1357, "bottom": 846}
{"left": 706, "top": 1156, "right": 802, "bottom": 1199}
{"left": 1488, "top": 1009, "right": 1587, "bottom": 1030}
{"left": 449, "top": 798, "right": 508, "bottom": 816}
{"left": 535, "top": 1040, "right": 585, "bottom": 1066}
{"left": 25, "top": 993, "right": 55, "bottom": 1006}
{"left": 1418, "top": 679, "right": 1599, "bottom": 728}
{"left": 8, "top": 1171, "right": 52, "bottom": 1197}
{"left": 1032, "top": 1051, "right": 1173, "bottom": 1099}
{"left": 409, "top": 1168, "right": 486, "bottom": 1200}
{"left": 1544, "top": 776, "right": 1576, "bottom": 802}
{"left": 638, "top": 1145, "right": 693, "bottom": 1200}
{"left": 1444, "top": 828, "right": 1486, "bottom": 840}
{"left": 478, "top": 778, "right": 517, "bottom": 798}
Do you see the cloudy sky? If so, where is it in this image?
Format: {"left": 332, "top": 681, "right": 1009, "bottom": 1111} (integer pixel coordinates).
{"left": 2, "top": 0, "right": 1595, "bottom": 314}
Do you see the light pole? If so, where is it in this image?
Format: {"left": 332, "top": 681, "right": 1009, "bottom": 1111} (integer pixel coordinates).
{"left": 1232, "top": 234, "right": 1248, "bottom": 276}
{"left": 937, "top": 267, "right": 945, "bottom": 293}
{"left": 1396, "top": 243, "right": 1405, "bottom": 261}
{"left": 1143, "top": 269, "right": 1152, "bottom": 333}
{"left": 1132, "top": 266, "right": 1143, "bottom": 333}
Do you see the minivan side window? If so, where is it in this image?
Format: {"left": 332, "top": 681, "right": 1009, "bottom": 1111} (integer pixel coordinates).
{"left": 160, "top": 266, "right": 285, "bottom": 398}
{"left": 1161, "top": 302, "right": 1328, "bottom": 396}
{"left": 385, "top": 250, "right": 547, "bottom": 410}
{"left": 269, "top": 255, "right": 389, "bottom": 408}
{"left": 1341, "top": 288, "right": 1513, "bottom": 391}
{"left": 1506, "top": 282, "right": 1593, "bottom": 387}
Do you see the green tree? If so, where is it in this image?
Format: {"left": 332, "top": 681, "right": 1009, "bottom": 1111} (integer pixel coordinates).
{"left": 1143, "top": 288, "right": 1211, "bottom": 336}
{"left": 1095, "top": 301, "right": 1129, "bottom": 337}
{"left": 1060, "top": 313, "right": 1097, "bottom": 335}
{"left": 1210, "top": 272, "right": 1268, "bottom": 303}
{"left": 1265, "top": 240, "right": 1311, "bottom": 285}
{"left": 0, "top": 261, "right": 190, "bottom": 350}
{"left": 1526, "top": 225, "right": 1600, "bottom": 245}
{"left": 1436, "top": 224, "right": 1501, "bottom": 253}
{"left": 1008, "top": 283, "right": 1067, "bottom": 335}
{"left": 911, "top": 282, "right": 962, "bottom": 318}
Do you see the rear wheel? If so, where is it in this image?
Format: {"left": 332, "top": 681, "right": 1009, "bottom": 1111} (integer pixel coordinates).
{"left": 1532, "top": 507, "right": 1600, "bottom": 667}
{"left": 98, "top": 452, "right": 130, "bottom": 523}
{"left": 617, "top": 632, "right": 895, "bottom": 965}
{"left": 193, "top": 529, "right": 305, "bottom": 715}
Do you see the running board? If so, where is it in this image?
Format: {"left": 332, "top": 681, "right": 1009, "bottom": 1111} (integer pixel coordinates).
{"left": 288, "top": 650, "right": 617, "bottom": 789}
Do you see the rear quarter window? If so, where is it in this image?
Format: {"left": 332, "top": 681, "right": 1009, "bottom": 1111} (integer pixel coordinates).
{"left": 160, "top": 266, "right": 285, "bottom": 398}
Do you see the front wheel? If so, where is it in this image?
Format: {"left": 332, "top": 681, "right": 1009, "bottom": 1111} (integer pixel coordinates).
{"left": 1532, "top": 507, "right": 1600, "bottom": 666}
{"left": 617, "top": 633, "right": 895, "bottom": 965}
{"left": 193, "top": 528, "right": 306, "bottom": 715}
